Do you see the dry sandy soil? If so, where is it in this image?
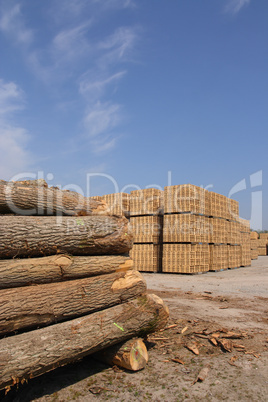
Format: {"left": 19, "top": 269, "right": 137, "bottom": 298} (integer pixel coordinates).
{"left": 1, "top": 257, "right": 268, "bottom": 402}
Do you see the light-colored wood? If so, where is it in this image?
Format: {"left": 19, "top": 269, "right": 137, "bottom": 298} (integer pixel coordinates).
{"left": 0, "top": 293, "right": 169, "bottom": 391}
{"left": 94, "top": 338, "right": 148, "bottom": 371}
{"left": 0, "top": 215, "right": 133, "bottom": 258}
{"left": 0, "top": 255, "right": 133, "bottom": 289}
{"left": 0, "top": 181, "right": 107, "bottom": 216}
{"left": 0, "top": 270, "right": 146, "bottom": 335}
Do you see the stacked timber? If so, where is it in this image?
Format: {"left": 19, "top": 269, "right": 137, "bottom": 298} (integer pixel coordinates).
{"left": 162, "top": 184, "right": 250, "bottom": 273}
{"left": 239, "top": 219, "right": 251, "bottom": 267}
{"left": 129, "top": 189, "right": 163, "bottom": 272}
{"left": 102, "top": 193, "right": 130, "bottom": 216}
{"left": 258, "top": 233, "right": 268, "bottom": 256}
{"left": 0, "top": 180, "right": 169, "bottom": 392}
{"left": 162, "top": 185, "right": 210, "bottom": 274}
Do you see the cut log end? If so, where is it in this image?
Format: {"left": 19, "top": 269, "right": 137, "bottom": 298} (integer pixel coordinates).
{"left": 95, "top": 338, "right": 148, "bottom": 371}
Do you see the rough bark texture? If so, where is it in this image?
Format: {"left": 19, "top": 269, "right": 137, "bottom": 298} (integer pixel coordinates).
{"left": 0, "top": 293, "right": 169, "bottom": 391}
{"left": 0, "top": 180, "right": 107, "bottom": 216}
{"left": 0, "top": 254, "right": 133, "bottom": 289}
{"left": 0, "top": 270, "right": 146, "bottom": 336}
{"left": 94, "top": 338, "right": 148, "bottom": 371}
{"left": 0, "top": 215, "right": 133, "bottom": 258}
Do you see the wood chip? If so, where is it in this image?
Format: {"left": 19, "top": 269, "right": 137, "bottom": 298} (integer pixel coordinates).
{"left": 186, "top": 342, "right": 199, "bottom": 355}
{"left": 159, "top": 324, "right": 177, "bottom": 332}
{"left": 192, "top": 366, "right": 210, "bottom": 384}
{"left": 233, "top": 344, "right": 245, "bottom": 349}
{"left": 218, "top": 338, "right": 233, "bottom": 353}
{"left": 228, "top": 356, "right": 238, "bottom": 366}
{"left": 181, "top": 326, "right": 188, "bottom": 334}
{"left": 209, "top": 337, "right": 218, "bottom": 346}
{"left": 171, "top": 358, "right": 185, "bottom": 365}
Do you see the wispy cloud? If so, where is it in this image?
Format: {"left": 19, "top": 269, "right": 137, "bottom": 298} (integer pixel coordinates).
{"left": 0, "top": 1, "right": 139, "bottom": 158}
{"left": 79, "top": 71, "right": 126, "bottom": 100}
{"left": 82, "top": 101, "right": 122, "bottom": 154}
{"left": 0, "top": 3, "right": 33, "bottom": 45}
{"left": 0, "top": 79, "right": 32, "bottom": 179}
{"left": 52, "top": 20, "right": 93, "bottom": 64}
{"left": 224, "top": 0, "right": 250, "bottom": 14}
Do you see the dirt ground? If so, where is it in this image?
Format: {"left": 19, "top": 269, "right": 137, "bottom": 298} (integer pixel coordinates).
{"left": 1, "top": 257, "right": 268, "bottom": 402}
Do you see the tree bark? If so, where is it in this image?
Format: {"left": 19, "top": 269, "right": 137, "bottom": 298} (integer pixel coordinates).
{"left": 0, "top": 215, "right": 133, "bottom": 258}
{"left": 0, "top": 181, "right": 107, "bottom": 216}
{"left": 0, "top": 254, "right": 133, "bottom": 289}
{"left": 0, "top": 293, "right": 169, "bottom": 391}
{"left": 94, "top": 338, "right": 148, "bottom": 371}
{"left": 0, "top": 270, "right": 146, "bottom": 336}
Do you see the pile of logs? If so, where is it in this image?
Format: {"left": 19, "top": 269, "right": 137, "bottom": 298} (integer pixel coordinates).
{"left": 0, "top": 180, "right": 169, "bottom": 392}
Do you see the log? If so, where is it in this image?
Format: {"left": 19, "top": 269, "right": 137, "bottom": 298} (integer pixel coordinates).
{"left": 0, "top": 293, "right": 169, "bottom": 391}
{"left": 0, "top": 215, "right": 133, "bottom": 258}
{"left": 94, "top": 338, "right": 148, "bottom": 371}
{"left": 0, "top": 180, "right": 107, "bottom": 216}
{"left": 0, "top": 254, "right": 133, "bottom": 289}
{"left": 0, "top": 270, "right": 146, "bottom": 336}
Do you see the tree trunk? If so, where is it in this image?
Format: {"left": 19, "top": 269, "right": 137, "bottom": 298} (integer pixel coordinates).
{"left": 0, "top": 181, "right": 107, "bottom": 216}
{"left": 0, "top": 215, "right": 133, "bottom": 258}
{"left": 0, "top": 293, "right": 169, "bottom": 391}
{"left": 94, "top": 338, "right": 148, "bottom": 371}
{"left": 0, "top": 270, "right": 146, "bottom": 336}
{"left": 0, "top": 255, "right": 133, "bottom": 289}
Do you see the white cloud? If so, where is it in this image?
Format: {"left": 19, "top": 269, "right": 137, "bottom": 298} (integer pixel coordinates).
{"left": 52, "top": 21, "right": 92, "bottom": 63}
{"left": 82, "top": 101, "right": 122, "bottom": 154}
{"left": 225, "top": 0, "right": 250, "bottom": 14}
{"left": 0, "top": 79, "right": 32, "bottom": 179}
{"left": 98, "top": 27, "right": 137, "bottom": 68}
{"left": 84, "top": 101, "right": 121, "bottom": 138}
{"left": 79, "top": 70, "right": 126, "bottom": 100}
{"left": 0, "top": 3, "right": 33, "bottom": 45}
{"left": 0, "top": 79, "right": 25, "bottom": 115}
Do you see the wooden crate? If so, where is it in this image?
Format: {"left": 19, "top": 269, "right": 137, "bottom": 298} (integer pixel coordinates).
{"left": 164, "top": 185, "right": 209, "bottom": 215}
{"left": 129, "top": 215, "right": 161, "bottom": 243}
{"left": 162, "top": 243, "right": 209, "bottom": 274}
{"left": 240, "top": 242, "right": 251, "bottom": 267}
{"left": 163, "top": 214, "right": 211, "bottom": 243}
{"left": 129, "top": 244, "right": 161, "bottom": 272}
{"left": 210, "top": 217, "right": 228, "bottom": 244}
{"left": 251, "top": 248, "right": 259, "bottom": 260}
{"left": 250, "top": 231, "right": 259, "bottom": 240}
{"left": 209, "top": 244, "right": 229, "bottom": 271}
{"left": 130, "top": 189, "right": 163, "bottom": 216}
{"left": 228, "top": 245, "right": 241, "bottom": 268}
{"left": 102, "top": 193, "right": 130, "bottom": 216}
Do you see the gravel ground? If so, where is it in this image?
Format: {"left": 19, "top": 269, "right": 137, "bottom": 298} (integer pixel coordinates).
{"left": 1, "top": 257, "right": 268, "bottom": 402}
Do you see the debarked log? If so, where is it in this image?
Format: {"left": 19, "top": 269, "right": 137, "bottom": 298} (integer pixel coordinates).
{"left": 0, "top": 181, "right": 107, "bottom": 216}
{"left": 0, "top": 293, "right": 169, "bottom": 391}
{"left": 0, "top": 270, "right": 146, "bottom": 336}
{"left": 0, "top": 254, "right": 133, "bottom": 289}
{"left": 0, "top": 215, "right": 133, "bottom": 258}
{"left": 94, "top": 337, "right": 148, "bottom": 371}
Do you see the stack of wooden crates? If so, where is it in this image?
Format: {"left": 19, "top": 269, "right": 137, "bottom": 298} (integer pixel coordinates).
{"left": 257, "top": 233, "right": 268, "bottom": 256}
{"left": 95, "top": 184, "right": 253, "bottom": 274}
{"left": 129, "top": 189, "right": 163, "bottom": 272}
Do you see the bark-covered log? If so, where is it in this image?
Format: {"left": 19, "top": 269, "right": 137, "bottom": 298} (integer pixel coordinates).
{"left": 94, "top": 338, "right": 148, "bottom": 371}
{"left": 0, "top": 270, "right": 146, "bottom": 336}
{"left": 0, "top": 254, "right": 133, "bottom": 289}
{"left": 0, "top": 294, "right": 169, "bottom": 391}
{"left": 0, "top": 215, "right": 133, "bottom": 258}
{"left": 0, "top": 180, "right": 107, "bottom": 216}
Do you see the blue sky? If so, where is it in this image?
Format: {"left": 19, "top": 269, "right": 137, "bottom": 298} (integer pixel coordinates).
{"left": 0, "top": 0, "right": 267, "bottom": 229}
